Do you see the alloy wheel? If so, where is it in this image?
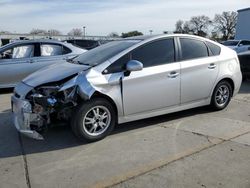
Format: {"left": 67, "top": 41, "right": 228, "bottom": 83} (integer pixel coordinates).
{"left": 215, "top": 85, "right": 230, "bottom": 107}
{"left": 82, "top": 106, "right": 111, "bottom": 136}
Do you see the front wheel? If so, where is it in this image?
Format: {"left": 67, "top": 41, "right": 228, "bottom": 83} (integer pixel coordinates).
{"left": 210, "top": 81, "right": 232, "bottom": 110}
{"left": 71, "top": 98, "right": 116, "bottom": 142}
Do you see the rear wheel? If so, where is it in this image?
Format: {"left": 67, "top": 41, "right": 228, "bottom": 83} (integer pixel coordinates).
{"left": 71, "top": 98, "right": 116, "bottom": 142}
{"left": 210, "top": 81, "right": 232, "bottom": 110}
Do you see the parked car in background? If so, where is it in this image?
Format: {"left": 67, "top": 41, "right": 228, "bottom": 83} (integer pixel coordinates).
{"left": 222, "top": 40, "right": 250, "bottom": 53}
{"left": 0, "top": 39, "right": 86, "bottom": 88}
{"left": 12, "top": 34, "right": 242, "bottom": 141}
{"left": 64, "top": 39, "right": 100, "bottom": 50}
{"left": 238, "top": 51, "right": 250, "bottom": 80}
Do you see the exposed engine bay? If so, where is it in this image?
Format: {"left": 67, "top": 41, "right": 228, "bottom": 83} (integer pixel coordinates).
{"left": 16, "top": 71, "right": 98, "bottom": 137}
{"left": 27, "top": 84, "right": 77, "bottom": 133}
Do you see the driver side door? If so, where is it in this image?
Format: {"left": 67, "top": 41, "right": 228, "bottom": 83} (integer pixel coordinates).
{"left": 122, "top": 38, "right": 180, "bottom": 116}
{"left": 0, "top": 44, "right": 35, "bottom": 87}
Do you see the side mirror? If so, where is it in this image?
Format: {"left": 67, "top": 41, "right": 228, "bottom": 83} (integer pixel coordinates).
{"left": 126, "top": 60, "right": 143, "bottom": 72}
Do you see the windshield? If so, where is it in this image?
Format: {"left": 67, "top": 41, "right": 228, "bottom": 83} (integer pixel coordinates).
{"left": 74, "top": 40, "right": 140, "bottom": 66}
{"left": 222, "top": 40, "right": 240, "bottom": 46}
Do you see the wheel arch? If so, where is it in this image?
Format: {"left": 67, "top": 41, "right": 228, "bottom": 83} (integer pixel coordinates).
{"left": 90, "top": 91, "right": 118, "bottom": 123}
{"left": 220, "top": 78, "right": 235, "bottom": 96}
{"left": 212, "top": 77, "right": 235, "bottom": 98}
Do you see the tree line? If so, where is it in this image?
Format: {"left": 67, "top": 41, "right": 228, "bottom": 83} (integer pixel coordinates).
{"left": 0, "top": 10, "right": 237, "bottom": 41}
{"left": 109, "top": 11, "right": 238, "bottom": 41}
{"left": 174, "top": 11, "right": 237, "bottom": 41}
{"left": 28, "top": 28, "right": 84, "bottom": 37}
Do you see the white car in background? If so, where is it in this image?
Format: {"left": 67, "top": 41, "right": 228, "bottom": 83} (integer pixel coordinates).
{"left": 222, "top": 40, "right": 250, "bottom": 53}
{"left": 0, "top": 39, "right": 86, "bottom": 88}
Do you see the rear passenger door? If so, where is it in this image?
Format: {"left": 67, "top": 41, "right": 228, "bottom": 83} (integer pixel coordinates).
{"left": 179, "top": 38, "right": 219, "bottom": 104}
{"left": 37, "top": 43, "right": 66, "bottom": 63}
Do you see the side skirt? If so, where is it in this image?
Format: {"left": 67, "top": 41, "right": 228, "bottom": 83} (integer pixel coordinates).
{"left": 118, "top": 98, "right": 210, "bottom": 124}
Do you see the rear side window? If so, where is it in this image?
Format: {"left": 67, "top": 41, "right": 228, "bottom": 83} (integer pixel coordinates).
{"left": 41, "top": 44, "right": 63, "bottom": 56}
{"left": 180, "top": 38, "right": 208, "bottom": 61}
{"left": 206, "top": 41, "right": 221, "bottom": 56}
{"left": 131, "top": 39, "right": 175, "bottom": 68}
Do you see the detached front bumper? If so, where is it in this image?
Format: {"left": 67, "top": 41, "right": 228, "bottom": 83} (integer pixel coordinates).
{"left": 11, "top": 95, "right": 44, "bottom": 140}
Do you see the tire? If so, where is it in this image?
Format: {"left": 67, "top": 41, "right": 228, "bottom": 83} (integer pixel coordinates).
{"left": 71, "top": 98, "right": 116, "bottom": 142}
{"left": 210, "top": 81, "right": 232, "bottom": 111}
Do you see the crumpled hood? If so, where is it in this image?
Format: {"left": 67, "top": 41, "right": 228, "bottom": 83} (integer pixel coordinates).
{"left": 23, "top": 62, "right": 90, "bottom": 87}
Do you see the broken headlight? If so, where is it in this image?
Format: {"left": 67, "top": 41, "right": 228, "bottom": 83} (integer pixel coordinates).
{"left": 26, "top": 86, "right": 60, "bottom": 113}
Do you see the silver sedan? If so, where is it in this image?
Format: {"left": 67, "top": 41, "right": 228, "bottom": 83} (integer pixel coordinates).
{"left": 0, "top": 39, "right": 86, "bottom": 88}
{"left": 11, "top": 34, "right": 242, "bottom": 142}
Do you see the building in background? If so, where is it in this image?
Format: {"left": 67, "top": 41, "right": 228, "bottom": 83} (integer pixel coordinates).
{"left": 235, "top": 7, "right": 250, "bottom": 40}
{"left": 0, "top": 33, "right": 119, "bottom": 47}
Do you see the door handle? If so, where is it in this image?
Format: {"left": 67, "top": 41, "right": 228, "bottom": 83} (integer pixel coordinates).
{"left": 208, "top": 63, "right": 216, "bottom": 69}
{"left": 168, "top": 71, "right": 179, "bottom": 78}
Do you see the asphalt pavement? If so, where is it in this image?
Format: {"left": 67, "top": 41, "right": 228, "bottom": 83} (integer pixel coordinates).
{"left": 0, "top": 83, "right": 250, "bottom": 188}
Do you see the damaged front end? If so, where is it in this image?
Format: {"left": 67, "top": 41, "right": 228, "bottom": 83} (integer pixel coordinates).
{"left": 12, "top": 72, "right": 95, "bottom": 140}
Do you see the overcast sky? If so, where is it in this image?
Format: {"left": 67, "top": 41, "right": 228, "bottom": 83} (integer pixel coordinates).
{"left": 0, "top": 0, "right": 249, "bottom": 36}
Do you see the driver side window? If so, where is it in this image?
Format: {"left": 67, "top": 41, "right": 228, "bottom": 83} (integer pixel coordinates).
{"left": 104, "top": 53, "right": 131, "bottom": 74}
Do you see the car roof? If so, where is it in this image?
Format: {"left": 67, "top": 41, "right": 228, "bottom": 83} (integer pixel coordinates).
{"left": 224, "top": 39, "right": 250, "bottom": 42}
{"left": 8, "top": 39, "right": 65, "bottom": 45}
{"left": 124, "top": 35, "right": 156, "bottom": 40}
{"left": 226, "top": 40, "right": 240, "bottom": 41}
{"left": 123, "top": 34, "right": 214, "bottom": 42}
{"left": 65, "top": 39, "right": 98, "bottom": 42}
{"left": 0, "top": 39, "right": 76, "bottom": 50}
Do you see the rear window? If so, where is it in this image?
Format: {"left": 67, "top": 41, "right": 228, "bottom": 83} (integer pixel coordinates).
{"left": 67, "top": 40, "right": 99, "bottom": 49}
{"left": 240, "top": 40, "right": 250, "bottom": 45}
{"left": 206, "top": 41, "right": 221, "bottom": 56}
{"left": 222, "top": 40, "right": 239, "bottom": 46}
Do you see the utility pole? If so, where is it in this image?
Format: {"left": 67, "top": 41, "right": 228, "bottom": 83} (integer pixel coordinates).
{"left": 83, "top": 26, "right": 86, "bottom": 38}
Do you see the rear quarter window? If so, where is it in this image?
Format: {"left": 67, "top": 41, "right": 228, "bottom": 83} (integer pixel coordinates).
{"left": 206, "top": 41, "right": 221, "bottom": 56}
{"left": 62, "top": 46, "right": 72, "bottom": 54}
